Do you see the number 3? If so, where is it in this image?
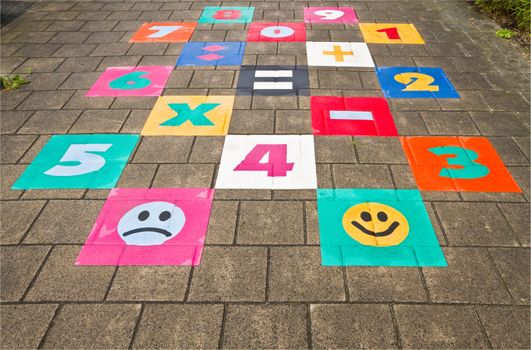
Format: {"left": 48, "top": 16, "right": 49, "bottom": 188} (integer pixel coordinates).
{"left": 394, "top": 72, "right": 439, "bottom": 92}
{"left": 45, "top": 144, "right": 112, "bottom": 177}
{"left": 429, "top": 146, "right": 490, "bottom": 179}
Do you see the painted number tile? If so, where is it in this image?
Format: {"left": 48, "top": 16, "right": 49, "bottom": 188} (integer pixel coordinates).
{"left": 12, "top": 134, "right": 139, "bottom": 189}
{"left": 311, "top": 96, "right": 398, "bottom": 136}
{"left": 130, "top": 22, "right": 197, "bottom": 42}
{"left": 76, "top": 188, "right": 214, "bottom": 266}
{"left": 199, "top": 6, "right": 254, "bottom": 24}
{"left": 215, "top": 135, "right": 317, "bottom": 189}
{"left": 304, "top": 7, "right": 358, "bottom": 24}
{"left": 317, "top": 189, "right": 447, "bottom": 267}
{"left": 376, "top": 66, "right": 459, "bottom": 99}
{"left": 176, "top": 42, "right": 246, "bottom": 66}
{"left": 359, "top": 23, "right": 424, "bottom": 44}
{"left": 247, "top": 22, "right": 306, "bottom": 42}
{"left": 306, "top": 42, "right": 374, "bottom": 67}
{"left": 142, "top": 95, "right": 234, "bottom": 136}
{"left": 401, "top": 136, "right": 521, "bottom": 192}
{"left": 86, "top": 66, "right": 173, "bottom": 97}
{"left": 236, "top": 65, "right": 310, "bottom": 96}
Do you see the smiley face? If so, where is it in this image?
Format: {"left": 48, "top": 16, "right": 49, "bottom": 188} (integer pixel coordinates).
{"left": 117, "top": 201, "right": 185, "bottom": 246}
{"left": 342, "top": 202, "right": 409, "bottom": 246}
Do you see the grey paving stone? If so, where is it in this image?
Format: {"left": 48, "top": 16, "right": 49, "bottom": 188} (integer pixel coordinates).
{"left": 24, "top": 200, "right": 103, "bottom": 244}
{"left": 332, "top": 164, "right": 394, "bottom": 188}
{"left": 477, "top": 306, "right": 530, "bottom": 349}
{"left": 252, "top": 95, "right": 298, "bottom": 109}
{"left": 479, "top": 90, "right": 530, "bottom": 111}
{"left": 488, "top": 137, "right": 529, "bottom": 165}
{"left": 110, "top": 96, "right": 157, "bottom": 110}
{"left": 189, "top": 70, "right": 235, "bottom": 89}
{"left": 14, "top": 57, "right": 64, "bottom": 73}
{"left": 391, "top": 98, "right": 441, "bottom": 111}
{"left": 55, "top": 56, "right": 103, "bottom": 73}
{"left": 52, "top": 43, "right": 97, "bottom": 57}
{"left": 393, "top": 111, "right": 429, "bottom": 135}
{"left": 238, "top": 201, "right": 304, "bottom": 244}
{"left": 317, "top": 70, "right": 362, "bottom": 89}
{"left": 63, "top": 90, "right": 114, "bottom": 110}
{"left": 0, "top": 134, "right": 37, "bottom": 163}
{"left": 205, "top": 201, "right": 238, "bottom": 244}
{"left": 470, "top": 111, "right": 529, "bottom": 136}
{"left": 423, "top": 247, "right": 511, "bottom": 304}
{"left": 119, "top": 109, "right": 149, "bottom": 133}
{"left": 355, "top": 137, "right": 408, "bottom": 164}
{"left": 90, "top": 42, "right": 132, "bottom": 56}
{"left": 305, "top": 200, "right": 320, "bottom": 244}
{"left": 133, "top": 136, "right": 193, "bottom": 163}
{"left": 223, "top": 304, "right": 308, "bottom": 349}
{"left": 311, "top": 304, "right": 396, "bottom": 348}
{"left": 152, "top": 164, "right": 214, "bottom": 188}
{"left": 228, "top": 109, "right": 274, "bottom": 134}
{"left": 42, "top": 304, "right": 141, "bottom": 349}
{"left": 0, "top": 304, "right": 57, "bottom": 349}
{"left": 314, "top": 136, "right": 356, "bottom": 163}
{"left": 214, "top": 189, "right": 272, "bottom": 200}
{"left": 49, "top": 31, "right": 90, "bottom": 44}
{"left": 17, "top": 90, "right": 74, "bottom": 110}
{"left": 394, "top": 304, "right": 488, "bottom": 349}
{"left": 0, "top": 110, "right": 33, "bottom": 134}
{"left": 80, "top": 20, "right": 118, "bottom": 32}
{"left": 25, "top": 245, "right": 115, "bottom": 301}
{"left": 12, "top": 43, "right": 60, "bottom": 57}
{"left": 269, "top": 247, "right": 345, "bottom": 301}
{"left": 0, "top": 164, "right": 24, "bottom": 200}
{"left": 133, "top": 304, "right": 223, "bottom": 349}
{"left": 499, "top": 203, "right": 530, "bottom": 247}
{"left": 0, "top": 200, "right": 45, "bottom": 244}
{"left": 189, "top": 136, "right": 224, "bottom": 163}
{"left": 513, "top": 136, "right": 530, "bottom": 158}
{"left": 69, "top": 109, "right": 129, "bottom": 133}
{"left": 115, "top": 163, "right": 156, "bottom": 188}
{"left": 421, "top": 111, "right": 479, "bottom": 135}
{"left": 189, "top": 246, "right": 267, "bottom": 302}
{"left": 488, "top": 248, "right": 530, "bottom": 305}
{"left": 0, "top": 90, "right": 30, "bottom": 110}
{"left": 19, "top": 109, "right": 80, "bottom": 134}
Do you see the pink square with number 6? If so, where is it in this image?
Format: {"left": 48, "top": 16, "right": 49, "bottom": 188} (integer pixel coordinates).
{"left": 86, "top": 66, "right": 173, "bottom": 97}
{"left": 304, "top": 7, "right": 358, "bottom": 24}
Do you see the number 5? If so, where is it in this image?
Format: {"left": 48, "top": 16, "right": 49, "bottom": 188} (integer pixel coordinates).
{"left": 45, "top": 144, "right": 112, "bottom": 177}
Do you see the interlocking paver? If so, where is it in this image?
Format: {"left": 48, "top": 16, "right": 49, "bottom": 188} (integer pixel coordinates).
{"left": 476, "top": 306, "right": 530, "bottom": 349}
{"left": 0, "top": 304, "right": 57, "bottom": 349}
{"left": 0, "top": 200, "right": 46, "bottom": 244}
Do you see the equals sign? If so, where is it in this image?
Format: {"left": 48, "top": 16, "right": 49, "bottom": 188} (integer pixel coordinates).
{"left": 253, "top": 70, "right": 293, "bottom": 90}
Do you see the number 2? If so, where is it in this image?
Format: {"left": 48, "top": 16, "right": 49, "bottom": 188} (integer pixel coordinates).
{"left": 146, "top": 26, "right": 183, "bottom": 38}
{"left": 314, "top": 10, "right": 344, "bottom": 20}
{"left": 45, "top": 144, "right": 112, "bottom": 177}
{"left": 429, "top": 146, "right": 490, "bottom": 179}
{"left": 376, "top": 27, "right": 400, "bottom": 40}
{"left": 234, "top": 144, "right": 294, "bottom": 177}
{"left": 394, "top": 72, "right": 439, "bottom": 92}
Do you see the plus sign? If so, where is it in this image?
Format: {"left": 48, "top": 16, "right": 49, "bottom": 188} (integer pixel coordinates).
{"left": 323, "top": 45, "right": 353, "bottom": 62}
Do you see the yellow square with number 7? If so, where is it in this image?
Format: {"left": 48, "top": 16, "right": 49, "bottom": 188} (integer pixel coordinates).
{"left": 142, "top": 96, "right": 234, "bottom": 136}
{"left": 359, "top": 23, "right": 424, "bottom": 44}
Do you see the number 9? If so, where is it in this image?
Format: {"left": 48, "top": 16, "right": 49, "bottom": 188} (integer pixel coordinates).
{"left": 314, "top": 10, "right": 344, "bottom": 20}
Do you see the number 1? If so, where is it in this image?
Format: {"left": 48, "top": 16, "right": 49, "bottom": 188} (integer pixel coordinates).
{"left": 376, "top": 27, "right": 400, "bottom": 40}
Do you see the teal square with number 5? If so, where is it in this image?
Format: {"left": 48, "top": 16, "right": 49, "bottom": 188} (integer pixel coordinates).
{"left": 12, "top": 134, "right": 139, "bottom": 189}
{"left": 198, "top": 7, "right": 254, "bottom": 24}
{"left": 317, "top": 189, "right": 447, "bottom": 267}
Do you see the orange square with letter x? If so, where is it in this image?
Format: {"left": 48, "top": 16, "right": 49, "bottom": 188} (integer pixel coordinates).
{"left": 401, "top": 136, "right": 521, "bottom": 192}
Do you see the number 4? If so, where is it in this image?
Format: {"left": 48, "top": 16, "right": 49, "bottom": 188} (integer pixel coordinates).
{"left": 234, "top": 144, "right": 294, "bottom": 177}
{"left": 45, "top": 144, "right": 112, "bottom": 177}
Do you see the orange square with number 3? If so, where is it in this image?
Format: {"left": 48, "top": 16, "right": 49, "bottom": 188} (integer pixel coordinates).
{"left": 130, "top": 22, "right": 197, "bottom": 42}
{"left": 401, "top": 137, "right": 521, "bottom": 192}
{"left": 359, "top": 23, "right": 424, "bottom": 44}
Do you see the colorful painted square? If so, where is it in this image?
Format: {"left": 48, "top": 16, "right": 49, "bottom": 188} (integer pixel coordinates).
{"left": 215, "top": 135, "right": 317, "bottom": 189}
{"left": 304, "top": 7, "right": 358, "bottom": 24}
{"left": 12, "top": 134, "right": 139, "bottom": 189}
{"left": 176, "top": 42, "right": 246, "bottom": 66}
{"left": 359, "top": 23, "right": 424, "bottom": 44}
{"left": 311, "top": 96, "right": 398, "bottom": 136}
{"left": 76, "top": 188, "right": 214, "bottom": 266}
{"left": 317, "top": 189, "right": 447, "bottom": 267}
{"left": 247, "top": 22, "right": 306, "bottom": 42}
{"left": 236, "top": 65, "right": 310, "bottom": 96}
{"left": 142, "top": 96, "right": 234, "bottom": 136}
{"left": 401, "top": 136, "right": 521, "bottom": 192}
{"left": 130, "top": 22, "right": 197, "bottom": 42}
{"left": 306, "top": 42, "right": 374, "bottom": 67}
{"left": 376, "top": 66, "right": 459, "bottom": 99}
{"left": 86, "top": 66, "right": 173, "bottom": 97}
{"left": 198, "top": 6, "right": 254, "bottom": 24}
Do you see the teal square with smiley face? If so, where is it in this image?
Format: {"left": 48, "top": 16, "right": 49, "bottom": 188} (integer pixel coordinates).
{"left": 317, "top": 189, "right": 447, "bottom": 267}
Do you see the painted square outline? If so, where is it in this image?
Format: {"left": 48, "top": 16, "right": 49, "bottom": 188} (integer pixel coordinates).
{"left": 401, "top": 136, "right": 521, "bottom": 192}
{"left": 215, "top": 135, "right": 317, "bottom": 189}
{"left": 236, "top": 65, "right": 310, "bottom": 96}
{"left": 129, "top": 22, "right": 197, "bottom": 43}
{"left": 359, "top": 23, "right": 424, "bottom": 44}
{"left": 247, "top": 22, "right": 306, "bottom": 42}
{"left": 176, "top": 42, "right": 246, "bottom": 67}
{"left": 12, "top": 134, "right": 139, "bottom": 189}
{"left": 142, "top": 95, "right": 235, "bottom": 136}
{"left": 311, "top": 96, "right": 398, "bottom": 136}
{"left": 317, "top": 188, "right": 447, "bottom": 267}
{"left": 376, "top": 66, "right": 460, "bottom": 99}
{"left": 304, "top": 7, "right": 358, "bottom": 24}
{"left": 85, "top": 66, "right": 173, "bottom": 97}
{"left": 306, "top": 41, "right": 375, "bottom": 67}
{"left": 198, "top": 6, "right": 254, "bottom": 24}
{"left": 76, "top": 188, "right": 214, "bottom": 266}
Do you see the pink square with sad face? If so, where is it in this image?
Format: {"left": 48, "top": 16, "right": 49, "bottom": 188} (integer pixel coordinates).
{"left": 85, "top": 66, "right": 173, "bottom": 97}
{"left": 76, "top": 188, "right": 214, "bottom": 266}
{"left": 304, "top": 7, "right": 358, "bottom": 24}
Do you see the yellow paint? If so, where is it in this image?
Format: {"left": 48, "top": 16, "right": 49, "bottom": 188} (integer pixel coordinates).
{"left": 394, "top": 72, "right": 439, "bottom": 92}
{"left": 323, "top": 45, "right": 354, "bottom": 62}
{"left": 142, "top": 95, "right": 234, "bottom": 136}
{"left": 359, "top": 23, "right": 425, "bottom": 44}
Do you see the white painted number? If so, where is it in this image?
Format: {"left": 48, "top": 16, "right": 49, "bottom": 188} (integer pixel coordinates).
{"left": 260, "top": 26, "right": 295, "bottom": 39}
{"left": 314, "top": 10, "right": 344, "bottom": 20}
{"left": 44, "top": 144, "right": 112, "bottom": 177}
{"left": 146, "top": 26, "right": 183, "bottom": 38}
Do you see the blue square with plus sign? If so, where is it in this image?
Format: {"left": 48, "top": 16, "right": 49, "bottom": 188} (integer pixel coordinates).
{"left": 177, "top": 42, "right": 246, "bottom": 67}
{"left": 376, "top": 66, "right": 459, "bottom": 99}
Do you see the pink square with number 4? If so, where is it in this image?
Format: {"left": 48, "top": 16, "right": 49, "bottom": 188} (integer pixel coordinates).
{"left": 76, "top": 188, "right": 214, "bottom": 266}
{"left": 304, "top": 7, "right": 358, "bottom": 24}
{"left": 86, "top": 66, "right": 173, "bottom": 97}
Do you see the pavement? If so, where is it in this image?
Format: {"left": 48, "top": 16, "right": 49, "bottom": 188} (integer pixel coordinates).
{"left": 0, "top": 0, "right": 530, "bottom": 349}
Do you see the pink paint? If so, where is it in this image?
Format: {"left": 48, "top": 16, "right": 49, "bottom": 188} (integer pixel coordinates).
{"left": 76, "top": 188, "right": 214, "bottom": 266}
{"left": 304, "top": 7, "right": 358, "bottom": 24}
{"left": 85, "top": 66, "right": 173, "bottom": 97}
{"left": 234, "top": 144, "right": 294, "bottom": 177}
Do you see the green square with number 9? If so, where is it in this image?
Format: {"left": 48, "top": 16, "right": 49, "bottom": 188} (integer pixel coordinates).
{"left": 12, "top": 134, "right": 139, "bottom": 189}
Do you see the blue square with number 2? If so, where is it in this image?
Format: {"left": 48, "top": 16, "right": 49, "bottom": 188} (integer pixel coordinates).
{"left": 177, "top": 42, "right": 246, "bottom": 67}
{"left": 376, "top": 66, "right": 459, "bottom": 99}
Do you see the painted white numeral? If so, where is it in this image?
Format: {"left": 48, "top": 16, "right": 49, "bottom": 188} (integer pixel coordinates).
{"left": 45, "top": 144, "right": 112, "bottom": 177}
{"left": 146, "top": 26, "right": 183, "bottom": 38}
{"left": 260, "top": 26, "right": 295, "bottom": 39}
{"left": 314, "top": 10, "right": 344, "bottom": 20}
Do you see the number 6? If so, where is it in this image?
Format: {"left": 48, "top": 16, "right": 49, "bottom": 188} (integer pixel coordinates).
{"left": 45, "top": 144, "right": 112, "bottom": 177}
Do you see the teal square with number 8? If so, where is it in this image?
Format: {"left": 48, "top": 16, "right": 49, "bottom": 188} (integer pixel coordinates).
{"left": 198, "top": 7, "right": 254, "bottom": 24}
{"left": 12, "top": 134, "right": 139, "bottom": 189}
